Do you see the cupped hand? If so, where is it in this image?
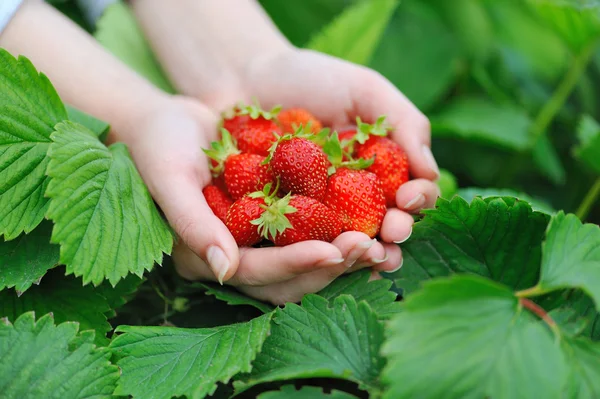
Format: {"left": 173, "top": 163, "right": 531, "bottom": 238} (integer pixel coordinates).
{"left": 202, "top": 47, "right": 441, "bottom": 260}
{"left": 112, "top": 96, "right": 402, "bottom": 305}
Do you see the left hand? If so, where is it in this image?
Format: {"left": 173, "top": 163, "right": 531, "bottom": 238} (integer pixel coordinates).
{"left": 203, "top": 47, "right": 441, "bottom": 246}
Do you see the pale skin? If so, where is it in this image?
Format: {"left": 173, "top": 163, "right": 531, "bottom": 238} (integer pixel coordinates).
{"left": 1, "top": 0, "right": 440, "bottom": 305}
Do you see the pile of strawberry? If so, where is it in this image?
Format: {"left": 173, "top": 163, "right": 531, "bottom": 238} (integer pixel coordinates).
{"left": 202, "top": 102, "right": 410, "bottom": 247}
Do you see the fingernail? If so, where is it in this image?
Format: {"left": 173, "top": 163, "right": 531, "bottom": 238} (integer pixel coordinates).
{"left": 357, "top": 239, "right": 376, "bottom": 249}
{"left": 422, "top": 145, "right": 440, "bottom": 178}
{"left": 393, "top": 227, "right": 413, "bottom": 244}
{"left": 317, "top": 257, "right": 345, "bottom": 267}
{"left": 403, "top": 193, "right": 425, "bottom": 211}
{"left": 206, "top": 245, "right": 230, "bottom": 285}
{"left": 388, "top": 258, "right": 404, "bottom": 273}
{"left": 370, "top": 254, "right": 389, "bottom": 264}
{"left": 346, "top": 240, "right": 375, "bottom": 268}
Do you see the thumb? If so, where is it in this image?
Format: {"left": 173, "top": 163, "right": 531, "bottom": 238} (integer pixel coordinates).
{"left": 153, "top": 171, "right": 240, "bottom": 284}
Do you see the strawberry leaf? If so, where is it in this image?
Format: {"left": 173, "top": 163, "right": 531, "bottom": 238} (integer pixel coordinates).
{"left": 0, "top": 221, "right": 59, "bottom": 293}
{"left": 457, "top": 187, "right": 556, "bottom": 214}
{"left": 562, "top": 335, "right": 600, "bottom": 397}
{"left": 317, "top": 270, "right": 400, "bottom": 318}
{"left": 0, "top": 312, "right": 119, "bottom": 398}
{"left": 95, "top": 2, "right": 176, "bottom": 93}
{"left": 110, "top": 313, "right": 272, "bottom": 399}
{"left": 45, "top": 121, "right": 173, "bottom": 286}
{"left": 65, "top": 105, "right": 110, "bottom": 142}
{"left": 0, "top": 49, "right": 68, "bottom": 240}
{"left": 306, "top": 0, "right": 399, "bottom": 65}
{"left": 392, "top": 196, "right": 550, "bottom": 295}
{"left": 235, "top": 295, "right": 385, "bottom": 395}
{"left": 382, "top": 275, "right": 567, "bottom": 399}
{"left": 535, "top": 212, "right": 600, "bottom": 307}
{"left": 574, "top": 114, "right": 600, "bottom": 174}
{"left": 257, "top": 385, "right": 359, "bottom": 399}
{"left": 196, "top": 282, "right": 275, "bottom": 314}
{"left": 0, "top": 268, "right": 114, "bottom": 346}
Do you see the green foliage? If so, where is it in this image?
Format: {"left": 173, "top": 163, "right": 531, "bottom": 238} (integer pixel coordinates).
{"left": 306, "top": 0, "right": 399, "bottom": 65}
{"left": 235, "top": 295, "right": 385, "bottom": 395}
{"left": 257, "top": 385, "right": 358, "bottom": 399}
{"left": 0, "top": 50, "right": 67, "bottom": 240}
{"left": 110, "top": 314, "right": 272, "bottom": 399}
{"left": 0, "top": 312, "right": 119, "bottom": 398}
{"left": 575, "top": 115, "right": 600, "bottom": 174}
{"left": 65, "top": 104, "right": 111, "bottom": 141}
{"left": 45, "top": 121, "right": 173, "bottom": 286}
{"left": 393, "top": 196, "right": 550, "bottom": 294}
{"left": 95, "top": 2, "right": 176, "bottom": 93}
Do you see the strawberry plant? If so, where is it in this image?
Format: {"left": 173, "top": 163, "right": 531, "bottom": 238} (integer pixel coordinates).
{"left": 2, "top": 0, "right": 600, "bottom": 398}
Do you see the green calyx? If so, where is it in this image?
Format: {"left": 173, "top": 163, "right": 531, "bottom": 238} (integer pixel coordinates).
{"left": 262, "top": 124, "right": 329, "bottom": 165}
{"left": 323, "top": 131, "right": 374, "bottom": 175}
{"left": 354, "top": 115, "right": 391, "bottom": 145}
{"left": 249, "top": 181, "right": 297, "bottom": 240}
{"left": 237, "top": 99, "right": 282, "bottom": 120}
{"left": 202, "top": 128, "right": 241, "bottom": 176}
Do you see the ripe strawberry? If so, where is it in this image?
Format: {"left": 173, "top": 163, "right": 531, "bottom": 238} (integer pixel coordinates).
{"left": 203, "top": 184, "right": 233, "bottom": 223}
{"left": 277, "top": 108, "right": 323, "bottom": 134}
{"left": 323, "top": 168, "right": 386, "bottom": 238}
{"left": 268, "top": 130, "right": 330, "bottom": 201}
{"left": 222, "top": 102, "right": 281, "bottom": 156}
{"left": 253, "top": 194, "right": 342, "bottom": 245}
{"left": 226, "top": 195, "right": 265, "bottom": 247}
{"left": 356, "top": 136, "right": 409, "bottom": 207}
{"left": 204, "top": 129, "right": 274, "bottom": 200}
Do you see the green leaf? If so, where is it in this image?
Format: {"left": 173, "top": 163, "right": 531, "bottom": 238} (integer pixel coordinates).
{"left": 527, "top": 0, "right": 600, "bottom": 52}
{"left": 381, "top": 275, "right": 567, "bottom": 399}
{"left": 110, "top": 313, "right": 272, "bottom": 399}
{"left": 66, "top": 105, "right": 110, "bottom": 142}
{"left": 0, "top": 269, "right": 113, "bottom": 346}
{"left": 437, "top": 168, "right": 459, "bottom": 199}
{"left": 537, "top": 212, "right": 600, "bottom": 307}
{"left": 0, "top": 312, "right": 119, "bottom": 398}
{"left": 196, "top": 282, "right": 275, "bottom": 314}
{"left": 317, "top": 270, "right": 400, "bottom": 318}
{"left": 95, "top": 274, "right": 144, "bottom": 318}
{"left": 235, "top": 295, "right": 385, "bottom": 394}
{"left": 95, "top": 2, "right": 176, "bottom": 93}
{"left": 369, "top": 1, "right": 462, "bottom": 111}
{"left": 0, "top": 221, "right": 59, "bottom": 293}
{"left": 562, "top": 336, "right": 600, "bottom": 397}
{"left": 548, "top": 307, "right": 589, "bottom": 336}
{"left": 45, "top": 121, "right": 173, "bottom": 286}
{"left": 574, "top": 114, "right": 600, "bottom": 174}
{"left": 431, "top": 98, "right": 532, "bottom": 151}
{"left": 457, "top": 187, "right": 556, "bottom": 214}
{"left": 532, "top": 135, "right": 567, "bottom": 185}
{"left": 306, "top": 0, "right": 399, "bottom": 65}
{"left": 393, "top": 196, "right": 550, "bottom": 295}
{"left": 257, "top": 385, "right": 358, "bottom": 399}
{"left": 0, "top": 49, "right": 68, "bottom": 240}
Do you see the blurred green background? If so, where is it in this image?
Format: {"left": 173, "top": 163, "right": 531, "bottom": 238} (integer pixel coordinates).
{"left": 54, "top": 0, "right": 600, "bottom": 223}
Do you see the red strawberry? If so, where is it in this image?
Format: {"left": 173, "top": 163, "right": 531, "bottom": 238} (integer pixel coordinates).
{"left": 203, "top": 184, "right": 233, "bottom": 223}
{"left": 356, "top": 136, "right": 409, "bottom": 207}
{"left": 277, "top": 108, "right": 323, "bottom": 134}
{"left": 222, "top": 102, "right": 281, "bottom": 156}
{"left": 204, "top": 129, "right": 274, "bottom": 200}
{"left": 226, "top": 196, "right": 265, "bottom": 247}
{"left": 253, "top": 194, "right": 342, "bottom": 245}
{"left": 323, "top": 168, "right": 386, "bottom": 238}
{"left": 268, "top": 130, "right": 330, "bottom": 201}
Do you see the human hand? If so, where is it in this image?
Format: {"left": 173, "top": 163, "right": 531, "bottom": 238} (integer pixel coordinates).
{"left": 111, "top": 96, "right": 398, "bottom": 305}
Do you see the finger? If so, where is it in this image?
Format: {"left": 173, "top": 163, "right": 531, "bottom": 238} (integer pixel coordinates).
{"left": 371, "top": 243, "right": 403, "bottom": 273}
{"left": 395, "top": 178, "right": 441, "bottom": 214}
{"left": 379, "top": 208, "right": 414, "bottom": 244}
{"left": 345, "top": 239, "right": 387, "bottom": 273}
{"left": 153, "top": 171, "right": 240, "bottom": 284}
{"left": 228, "top": 241, "right": 344, "bottom": 286}
{"left": 369, "top": 271, "right": 383, "bottom": 281}
{"left": 349, "top": 69, "right": 440, "bottom": 181}
{"left": 239, "top": 233, "right": 375, "bottom": 304}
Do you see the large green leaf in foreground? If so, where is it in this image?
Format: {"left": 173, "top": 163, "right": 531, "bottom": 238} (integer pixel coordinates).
{"left": 382, "top": 276, "right": 566, "bottom": 399}
{"left": 0, "top": 312, "right": 118, "bottom": 399}
{"left": 0, "top": 50, "right": 68, "bottom": 239}
{"left": 393, "top": 196, "right": 550, "bottom": 294}
{"left": 45, "top": 121, "right": 173, "bottom": 286}
{"left": 110, "top": 314, "right": 272, "bottom": 399}
{"left": 236, "top": 295, "right": 385, "bottom": 394}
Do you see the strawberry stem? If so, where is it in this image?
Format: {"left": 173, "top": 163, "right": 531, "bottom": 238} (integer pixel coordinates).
{"left": 519, "top": 298, "right": 560, "bottom": 337}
